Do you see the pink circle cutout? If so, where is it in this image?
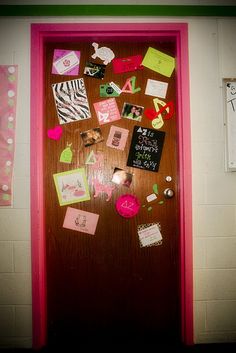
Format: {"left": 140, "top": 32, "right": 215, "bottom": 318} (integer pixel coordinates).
{"left": 115, "top": 194, "right": 140, "bottom": 218}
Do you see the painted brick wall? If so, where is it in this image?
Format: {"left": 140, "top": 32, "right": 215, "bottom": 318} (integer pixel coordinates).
{"left": 191, "top": 18, "right": 236, "bottom": 343}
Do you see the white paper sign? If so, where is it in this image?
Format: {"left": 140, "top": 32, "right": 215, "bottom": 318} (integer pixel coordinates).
{"left": 138, "top": 223, "right": 162, "bottom": 247}
{"left": 145, "top": 79, "right": 168, "bottom": 98}
{"left": 146, "top": 193, "right": 157, "bottom": 202}
{"left": 226, "top": 81, "right": 236, "bottom": 170}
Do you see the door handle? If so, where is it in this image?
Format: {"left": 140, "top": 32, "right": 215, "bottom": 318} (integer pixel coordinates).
{"left": 164, "top": 188, "right": 175, "bottom": 199}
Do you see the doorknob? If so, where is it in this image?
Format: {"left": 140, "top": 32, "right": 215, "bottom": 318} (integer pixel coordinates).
{"left": 164, "top": 188, "right": 175, "bottom": 199}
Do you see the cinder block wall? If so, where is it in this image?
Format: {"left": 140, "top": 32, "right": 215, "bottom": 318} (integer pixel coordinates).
{"left": 190, "top": 19, "right": 236, "bottom": 343}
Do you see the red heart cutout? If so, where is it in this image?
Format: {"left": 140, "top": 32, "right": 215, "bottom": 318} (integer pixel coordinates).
{"left": 47, "top": 126, "right": 63, "bottom": 140}
{"left": 156, "top": 101, "right": 174, "bottom": 120}
{"left": 144, "top": 108, "right": 158, "bottom": 121}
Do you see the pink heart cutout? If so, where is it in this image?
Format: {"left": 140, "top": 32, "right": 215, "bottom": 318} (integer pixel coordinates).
{"left": 47, "top": 125, "right": 63, "bottom": 140}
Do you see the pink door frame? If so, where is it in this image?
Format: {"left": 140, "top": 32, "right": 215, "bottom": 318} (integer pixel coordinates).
{"left": 31, "top": 23, "right": 193, "bottom": 348}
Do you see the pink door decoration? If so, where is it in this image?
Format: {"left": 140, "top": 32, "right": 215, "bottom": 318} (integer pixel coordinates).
{"left": 0, "top": 65, "right": 18, "bottom": 206}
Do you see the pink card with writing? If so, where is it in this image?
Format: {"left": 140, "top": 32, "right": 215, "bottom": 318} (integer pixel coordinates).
{"left": 112, "top": 55, "right": 143, "bottom": 74}
{"left": 63, "top": 207, "right": 99, "bottom": 235}
{"left": 52, "top": 49, "right": 80, "bottom": 75}
{"left": 106, "top": 126, "right": 129, "bottom": 150}
{"left": 0, "top": 65, "right": 18, "bottom": 206}
{"left": 93, "top": 98, "right": 121, "bottom": 125}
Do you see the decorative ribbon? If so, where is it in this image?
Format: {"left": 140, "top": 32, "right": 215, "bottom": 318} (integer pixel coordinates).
{"left": 0, "top": 65, "right": 18, "bottom": 206}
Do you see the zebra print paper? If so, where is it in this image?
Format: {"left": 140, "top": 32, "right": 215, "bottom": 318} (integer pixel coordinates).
{"left": 52, "top": 78, "right": 91, "bottom": 124}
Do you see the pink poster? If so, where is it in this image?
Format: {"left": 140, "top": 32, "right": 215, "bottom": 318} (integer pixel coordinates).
{"left": 0, "top": 65, "right": 18, "bottom": 206}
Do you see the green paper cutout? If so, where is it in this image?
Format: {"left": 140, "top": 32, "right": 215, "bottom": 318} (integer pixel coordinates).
{"left": 60, "top": 144, "right": 73, "bottom": 163}
{"left": 152, "top": 115, "right": 164, "bottom": 129}
{"left": 130, "top": 76, "right": 141, "bottom": 93}
{"left": 8, "top": 122, "right": 14, "bottom": 129}
{"left": 153, "top": 183, "right": 158, "bottom": 194}
{"left": 5, "top": 167, "right": 10, "bottom": 175}
{"left": 158, "top": 200, "right": 164, "bottom": 205}
{"left": 85, "top": 150, "right": 97, "bottom": 165}
{"left": 8, "top": 75, "right": 15, "bottom": 82}
{"left": 142, "top": 47, "right": 175, "bottom": 77}
{"left": 2, "top": 194, "right": 10, "bottom": 201}
{"left": 8, "top": 99, "right": 14, "bottom": 107}
{"left": 147, "top": 206, "right": 152, "bottom": 211}
{"left": 142, "top": 204, "right": 146, "bottom": 207}
{"left": 53, "top": 168, "right": 90, "bottom": 206}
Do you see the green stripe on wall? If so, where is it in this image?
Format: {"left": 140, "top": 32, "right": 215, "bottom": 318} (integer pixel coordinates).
{"left": 1, "top": 5, "right": 236, "bottom": 17}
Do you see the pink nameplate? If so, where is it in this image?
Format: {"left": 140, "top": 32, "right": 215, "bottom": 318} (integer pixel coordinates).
{"left": 115, "top": 194, "right": 140, "bottom": 218}
{"left": 112, "top": 55, "right": 143, "bottom": 74}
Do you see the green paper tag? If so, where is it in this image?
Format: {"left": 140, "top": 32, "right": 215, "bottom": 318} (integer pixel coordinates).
{"left": 2, "top": 194, "right": 10, "bottom": 201}
{"left": 60, "top": 145, "right": 73, "bottom": 163}
{"left": 153, "top": 183, "right": 158, "bottom": 194}
{"left": 85, "top": 150, "right": 97, "bottom": 165}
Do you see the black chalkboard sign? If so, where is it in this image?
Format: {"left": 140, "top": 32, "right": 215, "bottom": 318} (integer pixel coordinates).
{"left": 127, "top": 125, "right": 165, "bottom": 172}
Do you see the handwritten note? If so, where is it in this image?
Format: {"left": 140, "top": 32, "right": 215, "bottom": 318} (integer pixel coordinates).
{"left": 145, "top": 79, "right": 168, "bottom": 98}
{"left": 138, "top": 223, "right": 162, "bottom": 247}
{"left": 127, "top": 126, "right": 165, "bottom": 172}
{"left": 142, "top": 47, "right": 175, "bottom": 78}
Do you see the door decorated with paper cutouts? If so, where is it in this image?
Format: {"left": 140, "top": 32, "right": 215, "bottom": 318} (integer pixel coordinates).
{"left": 45, "top": 39, "right": 179, "bottom": 346}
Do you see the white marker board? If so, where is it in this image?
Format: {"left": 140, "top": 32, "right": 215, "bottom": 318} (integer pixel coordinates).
{"left": 225, "top": 80, "right": 236, "bottom": 171}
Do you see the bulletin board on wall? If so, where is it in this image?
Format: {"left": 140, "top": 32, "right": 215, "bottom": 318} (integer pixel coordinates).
{"left": 223, "top": 79, "right": 236, "bottom": 171}
{"left": 44, "top": 38, "right": 180, "bottom": 344}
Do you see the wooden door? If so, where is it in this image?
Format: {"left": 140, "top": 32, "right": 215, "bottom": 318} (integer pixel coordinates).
{"left": 44, "top": 39, "right": 179, "bottom": 346}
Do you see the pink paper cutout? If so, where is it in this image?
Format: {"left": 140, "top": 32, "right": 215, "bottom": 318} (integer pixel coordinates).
{"left": 0, "top": 65, "right": 18, "bottom": 206}
{"left": 106, "top": 126, "right": 129, "bottom": 151}
{"left": 121, "top": 76, "right": 141, "bottom": 94}
{"left": 92, "top": 178, "right": 116, "bottom": 201}
{"left": 115, "top": 194, "right": 140, "bottom": 218}
{"left": 63, "top": 207, "right": 99, "bottom": 235}
{"left": 112, "top": 55, "right": 143, "bottom": 74}
{"left": 47, "top": 125, "right": 63, "bottom": 140}
{"left": 90, "top": 152, "right": 104, "bottom": 171}
{"left": 122, "top": 78, "right": 133, "bottom": 93}
{"left": 93, "top": 98, "right": 121, "bottom": 125}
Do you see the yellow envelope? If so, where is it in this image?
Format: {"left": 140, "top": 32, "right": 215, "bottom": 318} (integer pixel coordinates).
{"left": 142, "top": 47, "right": 175, "bottom": 77}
